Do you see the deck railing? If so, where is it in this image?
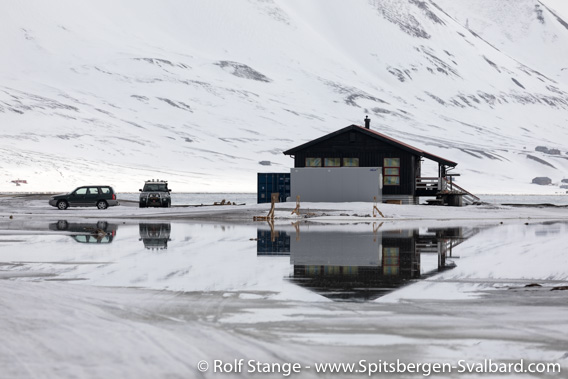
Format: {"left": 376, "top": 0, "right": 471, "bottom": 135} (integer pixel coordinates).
{"left": 415, "top": 177, "right": 446, "bottom": 191}
{"left": 416, "top": 177, "right": 480, "bottom": 205}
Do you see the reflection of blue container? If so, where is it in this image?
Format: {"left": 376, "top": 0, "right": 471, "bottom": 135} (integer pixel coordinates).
{"left": 256, "top": 229, "right": 290, "bottom": 255}
{"left": 257, "top": 173, "right": 291, "bottom": 203}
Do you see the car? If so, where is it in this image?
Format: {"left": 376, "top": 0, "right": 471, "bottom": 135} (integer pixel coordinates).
{"left": 139, "top": 179, "right": 171, "bottom": 208}
{"left": 48, "top": 185, "right": 119, "bottom": 210}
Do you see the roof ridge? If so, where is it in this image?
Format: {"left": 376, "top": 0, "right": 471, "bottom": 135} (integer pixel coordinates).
{"left": 284, "top": 124, "right": 457, "bottom": 167}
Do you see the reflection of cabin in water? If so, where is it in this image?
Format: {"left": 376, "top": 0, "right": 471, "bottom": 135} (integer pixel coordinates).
{"left": 258, "top": 224, "right": 477, "bottom": 301}
{"left": 283, "top": 117, "right": 478, "bottom": 205}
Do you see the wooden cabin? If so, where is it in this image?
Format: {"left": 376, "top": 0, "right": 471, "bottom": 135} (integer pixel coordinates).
{"left": 283, "top": 118, "right": 477, "bottom": 204}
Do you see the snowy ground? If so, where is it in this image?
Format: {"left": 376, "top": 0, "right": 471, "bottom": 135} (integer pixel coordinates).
{"left": 1, "top": 193, "right": 568, "bottom": 222}
{"left": 1, "top": 195, "right": 567, "bottom": 378}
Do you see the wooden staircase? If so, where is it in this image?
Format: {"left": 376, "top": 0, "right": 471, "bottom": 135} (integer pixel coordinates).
{"left": 415, "top": 177, "right": 480, "bottom": 205}
{"left": 443, "top": 179, "right": 481, "bottom": 205}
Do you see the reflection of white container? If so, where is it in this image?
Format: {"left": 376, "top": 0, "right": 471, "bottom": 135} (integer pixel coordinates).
{"left": 290, "top": 167, "right": 382, "bottom": 203}
{"left": 291, "top": 231, "right": 382, "bottom": 267}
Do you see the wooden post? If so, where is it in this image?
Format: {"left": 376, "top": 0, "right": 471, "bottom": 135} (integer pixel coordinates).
{"left": 267, "top": 193, "right": 278, "bottom": 219}
{"left": 291, "top": 195, "right": 301, "bottom": 216}
{"left": 372, "top": 196, "right": 385, "bottom": 218}
{"left": 254, "top": 193, "right": 278, "bottom": 221}
{"left": 438, "top": 164, "right": 442, "bottom": 190}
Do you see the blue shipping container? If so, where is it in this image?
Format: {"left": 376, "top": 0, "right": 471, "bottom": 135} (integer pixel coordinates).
{"left": 257, "top": 173, "right": 291, "bottom": 203}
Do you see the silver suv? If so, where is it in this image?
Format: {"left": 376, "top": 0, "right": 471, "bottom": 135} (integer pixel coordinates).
{"left": 139, "top": 180, "right": 171, "bottom": 208}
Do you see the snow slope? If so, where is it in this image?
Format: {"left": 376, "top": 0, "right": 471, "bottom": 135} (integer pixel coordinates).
{"left": 542, "top": 0, "right": 568, "bottom": 22}
{"left": 1, "top": 0, "right": 568, "bottom": 193}
{"left": 436, "top": 0, "right": 568, "bottom": 85}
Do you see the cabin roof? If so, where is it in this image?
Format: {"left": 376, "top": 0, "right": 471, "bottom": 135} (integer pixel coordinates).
{"left": 283, "top": 125, "right": 457, "bottom": 167}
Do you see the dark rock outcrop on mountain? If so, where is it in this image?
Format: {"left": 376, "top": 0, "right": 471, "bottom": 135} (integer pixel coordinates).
{"left": 535, "top": 146, "right": 562, "bottom": 155}
{"left": 532, "top": 177, "right": 552, "bottom": 185}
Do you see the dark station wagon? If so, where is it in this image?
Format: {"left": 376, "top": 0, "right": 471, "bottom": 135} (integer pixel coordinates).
{"left": 48, "top": 185, "right": 119, "bottom": 210}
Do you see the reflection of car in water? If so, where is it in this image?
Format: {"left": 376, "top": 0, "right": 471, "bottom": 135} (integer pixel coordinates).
{"left": 49, "top": 220, "right": 118, "bottom": 244}
{"left": 139, "top": 223, "right": 171, "bottom": 250}
{"left": 71, "top": 234, "right": 114, "bottom": 244}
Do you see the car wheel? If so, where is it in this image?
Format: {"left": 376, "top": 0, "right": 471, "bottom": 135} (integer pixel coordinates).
{"left": 57, "top": 220, "right": 69, "bottom": 230}
{"left": 96, "top": 221, "right": 108, "bottom": 230}
{"left": 97, "top": 200, "right": 108, "bottom": 210}
{"left": 139, "top": 203, "right": 146, "bottom": 208}
{"left": 57, "top": 201, "right": 68, "bottom": 210}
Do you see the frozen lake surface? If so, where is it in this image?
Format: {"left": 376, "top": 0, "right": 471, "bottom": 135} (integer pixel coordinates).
{"left": 1, "top": 211, "right": 567, "bottom": 378}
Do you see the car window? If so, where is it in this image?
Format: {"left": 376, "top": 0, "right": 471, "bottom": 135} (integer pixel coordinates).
{"left": 143, "top": 184, "right": 168, "bottom": 191}
{"left": 100, "top": 187, "right": 111, "bottom": 194}
{"left": 74, "top": 188, "right": 87, "bottom": 195}
{"left": 87, "top": 187, "right": 99, "bottom": 195}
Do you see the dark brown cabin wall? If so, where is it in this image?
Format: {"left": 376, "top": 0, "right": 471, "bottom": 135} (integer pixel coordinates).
{"left": 291, "top": 132, "right": 417, "bottom": 196}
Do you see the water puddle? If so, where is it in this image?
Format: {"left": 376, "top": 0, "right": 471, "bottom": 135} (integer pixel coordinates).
{"left": 2, "top": 219, "right": 567, "bottom": 375}
{"left": 1, "top": 220, "right": 567, "bottom": 301}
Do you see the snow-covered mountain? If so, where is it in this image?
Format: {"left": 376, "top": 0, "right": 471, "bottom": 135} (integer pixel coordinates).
{"left": 1, "top": 0, "right": 567, "bottom": 194}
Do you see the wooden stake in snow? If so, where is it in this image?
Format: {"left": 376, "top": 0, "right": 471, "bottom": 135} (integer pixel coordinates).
{"left": 291, "top": 196, "right": 301, "bottom": 216}
{"left": 253, "top": 193, "right": 278, "bottom": 221}
{"left": 373, "top": 196, "right": 385, "bottom": 218}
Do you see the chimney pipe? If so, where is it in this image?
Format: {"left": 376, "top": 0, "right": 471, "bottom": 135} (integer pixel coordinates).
{"left": 364, "top": 115, "right": 370, "bottom": 129}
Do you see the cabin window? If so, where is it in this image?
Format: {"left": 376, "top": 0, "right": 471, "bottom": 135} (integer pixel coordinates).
{"left": 343, "top": 158, "right": 359, "bottom": 167}
{"left": 306, "top": 266, "right": 321, "bottom": 275}
{"left": 341, "top": 266, "right": 358, "bottom": 275}
{"left": 383, "top": 158, "right": 400, "bottom": 185}
{"left": 383, "top": 247, "right": 399, "bottom": 275}
{"left": 324, "top": 158, "right": 340, "bottom": 167}
{"left": 325, "top": 266, "right": 341, "bottom": 275}
{"left": 305, "top": 158, "right": 321, "bottom": 167}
